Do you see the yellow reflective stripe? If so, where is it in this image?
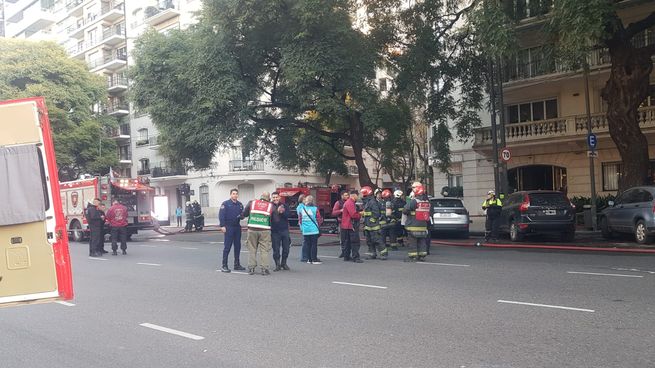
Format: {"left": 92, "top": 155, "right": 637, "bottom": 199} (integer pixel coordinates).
{"left": 365, "top": 225, "right": 381, "bottom": 230}
{"left": 405, "top": 226, "right": 427, "bottom": 231}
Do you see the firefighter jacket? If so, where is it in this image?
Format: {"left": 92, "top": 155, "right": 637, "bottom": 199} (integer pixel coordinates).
{"left": 482, "top": 197, "right": 503, "bottom": 218}
{"left": 377, "top": 198, "right": 389, "bottom": 228}
{"left": 362, "top": 196, "right": 382, "bottom": 231}
{"left": 389, "top": 198, "right": 405, "bottom": 223}
{"left": 403, "top": 195, "right": 430, "bottom": 235}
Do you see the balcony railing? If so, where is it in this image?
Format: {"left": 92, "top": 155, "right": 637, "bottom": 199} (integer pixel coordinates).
{"left": 151, "top": 166, "right": 187, "bottom": 178}
{"left": 137, "top": 168, "right": 151, "bottom": 175}
{"left": 474, "top": 106, "right": 655, "bottom": 146}
{"left": 229, "top": 160, "right": 264, "bottom": 172}
{"left": 102, "top": 24, "right": 125, "bottom": 40}
{"left": 503, "top": 48, "right": 610, "bottom": 83}
{"left": 108, "top": 75, "right": 127, "bottom": 88}
{"left": 110, "top": 124, "right": 130, "bottom": 137}
{"left": 101, "top": 1, "right": 124, "bottom": 16}
{"left": 88, "top": 52, "right": 127, "bottom": 69}
{"left": 65, "top": 0, "right": 84, "bottom": 10}
{"left": 105, "top": 101, "right": 129, "bottom": 115}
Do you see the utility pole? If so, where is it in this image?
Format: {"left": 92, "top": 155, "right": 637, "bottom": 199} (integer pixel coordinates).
{"left": 583, "top": 64, "right": 598, "bottom": 231}
{"left": 496, "top": 56, "right": 508, "bottom": 196}
{"left": 488, "top": 58, "right": 500, "bottom": 195}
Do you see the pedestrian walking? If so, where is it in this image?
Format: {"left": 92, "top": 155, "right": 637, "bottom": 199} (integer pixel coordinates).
{"left": 271, "top": 192, "right": 291, "bottom": 271}
{"left": 218, "top": 188, "right": 245, "bottom": 273}
{"left": 361, "top": 186, "right": 387, "bottom": 260}
{"left": 403, "top": 185, "right": 431, "bottom": 262}
{"left": 340, "top": 189, "right": 363, "bottom": 262}
{"left": 175, "top": 206, "right": 183, "bottom": 227}
{"left": 86, "top": 198, "right": 104, "bottom": 257}
{"left": 106, "top": 199, "right": 129, "bottom": 255}
{"left": 482, "top": 190, "right": 503, "bottom": 243}
{"left": 331, "top": 190, "right": 350, "bottom": 258}
{"left": 299, "top": 195, "right": 323, "bottom": 264}
{"left": 242, "top": 192, "right": 274, "bottom": 275}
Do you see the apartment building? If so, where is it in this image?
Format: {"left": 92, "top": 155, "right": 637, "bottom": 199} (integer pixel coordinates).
{"left": 434, "top": 0, "right": 655, "bottom": 212}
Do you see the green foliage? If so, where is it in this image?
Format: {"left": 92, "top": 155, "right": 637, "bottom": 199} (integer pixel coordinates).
{"left": 441, "top": 185, "right": 463, "bottom": 197}
{"left": 570, "top": 194, "right": 617, "bottom": 213}
{"left": 132, "top": 0, "right": 410, "bottom": 184}
{"left": 0, "top": 39, "right": 116, "bottom": 180}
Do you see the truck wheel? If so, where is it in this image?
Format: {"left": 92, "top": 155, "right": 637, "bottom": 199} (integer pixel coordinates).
{"left": 70, "top": 221, "right": 84, "bottom": 242}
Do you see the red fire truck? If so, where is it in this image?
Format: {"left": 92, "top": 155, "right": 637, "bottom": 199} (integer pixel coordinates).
{"left": 0, "top": 97, "right": 73, "bottom": 307}
{"left": 276, "top": 184, "right": 349, "bottom": 228}
{"left": 60, "top": 176, "right": 154, "bottom": 241}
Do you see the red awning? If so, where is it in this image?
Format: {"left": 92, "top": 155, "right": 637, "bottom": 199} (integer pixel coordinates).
{"left": 112, "top": 180, "right": 155, "bottom": 191}
{"left": 278, "top": 190, "right": 302, "bottom": 197}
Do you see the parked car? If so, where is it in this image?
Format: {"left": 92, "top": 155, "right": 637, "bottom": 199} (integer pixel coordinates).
{"left": 599, "top": 186, "right": 655, "bottom": 244}
{"left": 430, "top": 197, "right": 470, "bottom": 238}
{"left": 499, "top": 190, "right": 576, "bottom": 242}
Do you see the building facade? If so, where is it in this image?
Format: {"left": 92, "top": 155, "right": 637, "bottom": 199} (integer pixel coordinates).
{"left": 3, "top": 0, "right": 381, "bottom": 222}
{"left": 433, "top": 0, "right": 655, "bottom": 214}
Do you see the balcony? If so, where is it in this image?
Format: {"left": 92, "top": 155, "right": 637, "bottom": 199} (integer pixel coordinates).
{"left": 105, "top": 101, "right": 129, "bottom": 117}
{"left": 503, "top": 48, "right": 610, "bottom": 85}
{"left": 65, "top": 0, "right": 85, "bottom": 16}
{"left": 135, "top": 138, "right": 150, "bottom": 147}
{"left": 137, "top": 168, "right": 151, "bottom": 176}
{"left": 110, "top": 124, "right": 130, "bottom": 140}
{"left": 107, "top": 75, "right": 128, "bottom": 93}
{"left": 5, "top": 4, "right": 56, "bottom": 38}
{"left": 151, "top": 166, "right": 187, "bottom": 178}
{"left": 147, "top": 135, "right": 160, "bottom": 149}
{"left": 99, "top": 1, "right": 125, "bottom": 24}
{"left": 101, "top": 24, "right": 126, "bottom": 47}
{"left": 144, "top": 1, "right": 180, "bottom": 26}
{"left": 118, "top": 151, "right": 132, "bottom": 165}
{"left": 229, "top": 160, "right": 264, "bottom": 172}
{"left": 65, "top": 19, "right": 85, "bottom": 39}
{"left": 89, "top": 52, "right": 127, "bottom": 72}
{"left": 474, "top": 106, "right": 655, "bottom": 147}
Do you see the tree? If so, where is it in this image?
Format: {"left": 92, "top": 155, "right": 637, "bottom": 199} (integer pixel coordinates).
{"left": 362, "top": 0, "right": 487, "bottom": 194}
{"left": 131, "top": 0, "right": 412, "bottom": 187}
{"left": 474, "top": 0, "right": 655, "bottom": 192}
{"left": 0, "top": 39, "right": 117, "bottom": 181}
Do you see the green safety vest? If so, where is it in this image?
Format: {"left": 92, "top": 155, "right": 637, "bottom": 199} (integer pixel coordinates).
{"left": 247, "top": 200, "right": 273, "bottom": 229}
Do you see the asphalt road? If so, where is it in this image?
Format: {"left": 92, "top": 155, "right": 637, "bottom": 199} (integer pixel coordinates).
{"left": 1, "top": 230, "right": 654, "bottom": 368}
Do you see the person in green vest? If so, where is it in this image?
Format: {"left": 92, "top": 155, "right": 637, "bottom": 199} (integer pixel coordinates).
{"left": 482, "top": 190, "right": 503, "bottom": 243}
{"left": 242, "top": 192, "right": 274, "bottom": 275}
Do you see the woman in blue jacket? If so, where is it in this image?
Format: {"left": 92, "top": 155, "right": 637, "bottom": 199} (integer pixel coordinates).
{"left": 299, "top": 195, "right": 323, "bottom": 264}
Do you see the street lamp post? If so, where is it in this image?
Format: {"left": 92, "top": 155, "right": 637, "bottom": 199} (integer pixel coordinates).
{"left": 584, "top": 64, "right": 598, "bottom": 231}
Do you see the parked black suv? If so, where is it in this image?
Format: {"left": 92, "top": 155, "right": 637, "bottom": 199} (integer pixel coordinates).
{"left": 499, "top": 191, "right": 576, "bottom": 242}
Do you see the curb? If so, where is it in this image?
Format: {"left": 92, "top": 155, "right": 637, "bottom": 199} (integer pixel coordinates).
{"left": 432, "top": 240, "right": 655, "bottom": 253}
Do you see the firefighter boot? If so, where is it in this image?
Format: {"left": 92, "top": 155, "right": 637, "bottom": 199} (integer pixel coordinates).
{"left": 273, "top": 260, "right": 282, "bottom": 272}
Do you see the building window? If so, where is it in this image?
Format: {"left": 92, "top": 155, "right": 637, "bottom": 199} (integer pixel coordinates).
{"left": 199, "top": 184, "right": 209, "bottom": 207}
{"left": 506, "top": 98, "right": 558, "bottom": 124}
{"left": 447, "top": 174, "right": 463, "bottom": 188}
{"left": 139, "top": 158, "right": 150, "bottom": 174}
{"left": 641, "top": 85, "right": 655, "bottom": 107}
{"left": 379, "top": 78, "right": 388, "bottom": 92}
{"left": 602, "top": 162, "right": 622, "bottom": 191}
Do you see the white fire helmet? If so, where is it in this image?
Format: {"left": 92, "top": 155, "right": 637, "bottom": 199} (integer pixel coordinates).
{"left": 394, "top": 190, "right": 403, "bottom": 198}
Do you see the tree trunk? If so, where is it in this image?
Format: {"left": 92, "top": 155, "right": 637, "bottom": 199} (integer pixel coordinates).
{"left": 601, "top": 43, "right": 653, "bottom": 192}
{"left": 349, "top": 113, "right": 374, "bottom": 187}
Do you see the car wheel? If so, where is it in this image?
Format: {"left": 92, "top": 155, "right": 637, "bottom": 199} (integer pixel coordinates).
{"left": 561, "top": 231, "right": 575, "bottom": 242}
{"left": 600, "top": 217, "right": 613, "bottom": 239}
{"left": 70, "top": 221, "right": 84, "bottom": 242}
{"left": 634, "top": 220, "right": 653, "bottom": 245}
{"left": 509, "top": 220, "right": 524, "bottom": 242}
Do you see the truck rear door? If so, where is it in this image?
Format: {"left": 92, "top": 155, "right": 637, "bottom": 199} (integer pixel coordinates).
{"left": 0, "top": 98, "right": 73, "bottom": 307}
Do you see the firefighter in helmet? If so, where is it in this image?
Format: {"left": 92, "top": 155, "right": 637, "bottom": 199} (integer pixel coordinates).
{"left": 380, "top": 189, "right": 396, "bottom": 251}
{"left": 361, "top": 186, "right": 387, "bottom": 260}
{"left": 388, "top": 189, "right": 405, "bottom": 249}
{"left": 403, "top": 184, "right": 431, "bottom": 261}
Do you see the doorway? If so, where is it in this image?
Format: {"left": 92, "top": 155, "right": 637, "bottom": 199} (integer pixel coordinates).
{"left": 508, "top": 165, "right": 567, "bottom": 192}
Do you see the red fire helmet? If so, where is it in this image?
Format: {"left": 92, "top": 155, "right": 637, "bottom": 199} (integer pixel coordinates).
{"left": 381, "top": 189, "right": 392, "bottom": 199}
{"left": 360, "top": 186, "right": 373, "bottom": 197}
{"left": 413, "top": 185, "right": 425, "bottom": 196}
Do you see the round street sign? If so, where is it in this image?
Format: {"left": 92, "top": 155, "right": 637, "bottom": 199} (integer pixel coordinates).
{"left": 501, "top": 147, "right": 511, "bottom": 162}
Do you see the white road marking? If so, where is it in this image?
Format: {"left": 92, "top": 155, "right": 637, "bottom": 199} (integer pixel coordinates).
{"left": 150, "top": 239, "right": 170, "bottom": 242}
{"left": 215, "top": 270, "right": 250, "bottom": 275}
{"left": 497, "top": 300, "right": 595, "bottom": 313}
{"left": 55, "top": 301, "right": 75, "bottom": 307}
{"left": 137, "top": 262, "right": 162, "bottom": 267}
{"left": 567, "top": 271, "right": 644, "bottom": 278}
{"left": 138, "top": 244, "right": 157, "bottom": 248}
{"left": 209, "top": 242, "right": 223, "bottom": 244}
{"left": 180, "top": 247, "right": 198, "bottom": 250}
{"left": 139, "top": 323, "right": 204, "bottom": 340}
{"left": 611, "top": 267, "right": 655, "bottom": 275}
{"left": 240, "top": 250, "right": 249, "bottom": 253}
{"left": 332, "top": 281, "right": 388, "bottom": 289}
{"left": 88, "top": 257, "right": 108, "bottom": 261}
{"left": 319, "top": 255, "right": 339, "bottom": 259}
{"left": 417, "top": 262, "right": 470, "bottom": 267}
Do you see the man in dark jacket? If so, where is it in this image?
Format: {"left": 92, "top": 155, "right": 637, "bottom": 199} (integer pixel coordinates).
{"left": 219, "top": 189, "right": 245, "bottom": 273}
{"left": 361, "top": 186, "right": 387, "bottom": 260}
{"left": 271, "top": 192, "right": 291, "bottom": 271}
{"left": 86, "top": 198, "right": 105, "bottom": 257}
